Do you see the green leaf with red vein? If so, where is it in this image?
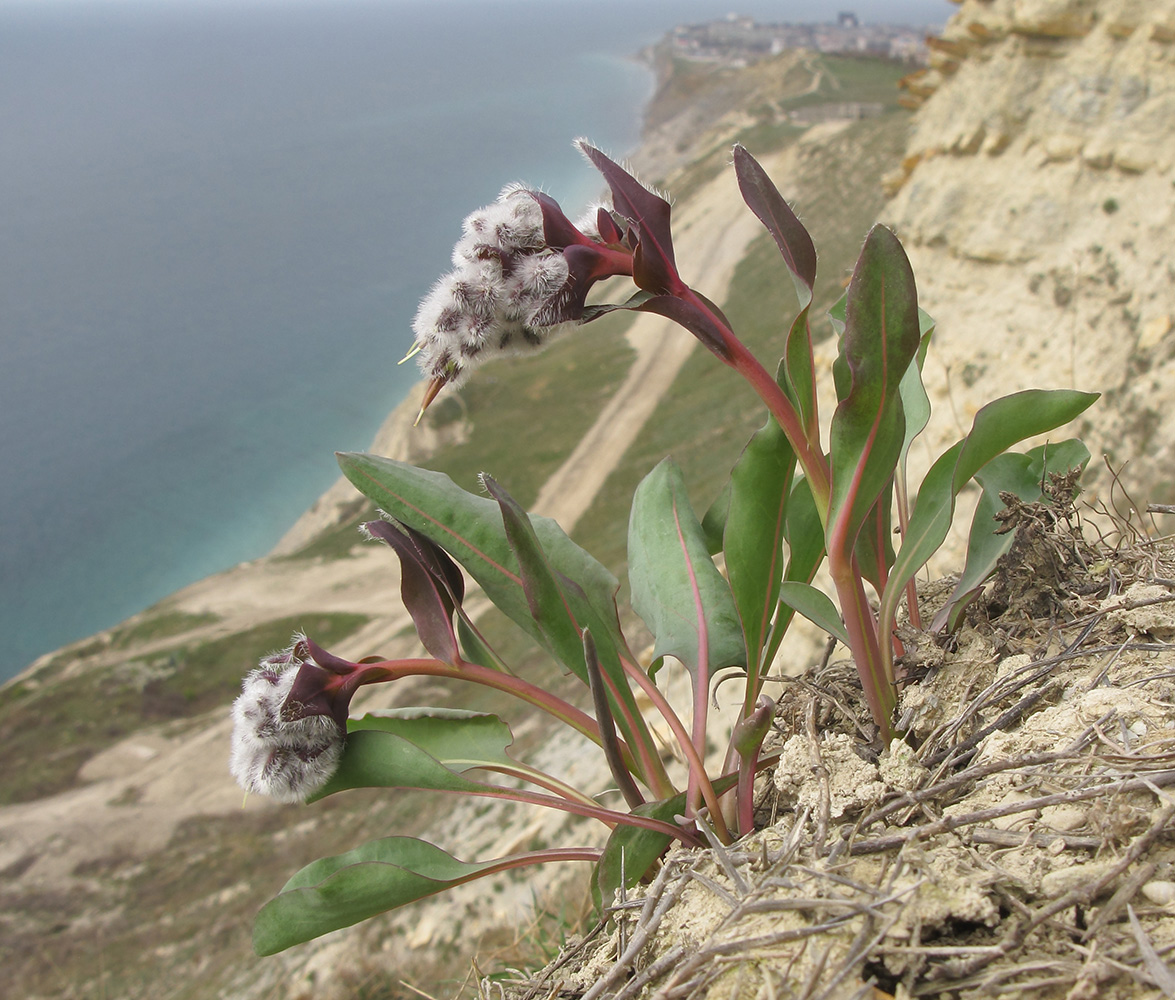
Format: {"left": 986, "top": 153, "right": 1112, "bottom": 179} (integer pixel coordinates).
{"left": 255, "top": 836, "right": 597, "bottom": 956}
{"left": 723, "top": 413, "right": 795, "bottom": 676}
{"left": 628, "top": 459, "right": 746, "bottom": 675}
{"left": 337, "top": 453, "right": 628, "bottom": 676}
{"left": 827, "top": 225, "right": 921, "bottom": 556}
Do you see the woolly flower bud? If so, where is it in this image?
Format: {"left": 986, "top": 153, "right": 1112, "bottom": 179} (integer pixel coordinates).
{"left": 229, "top": 651, "right": 345, "bottom": 804}
{"left": 452, "top": 185, "right": 546, "bottom": 266}
{"left": 410, "top": 185, "right": 573, "bottom": 389}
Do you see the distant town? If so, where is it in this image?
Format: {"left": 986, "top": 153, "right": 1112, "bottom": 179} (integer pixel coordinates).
{"left": 667, "top": 11, "right": 932, "bottom": 66}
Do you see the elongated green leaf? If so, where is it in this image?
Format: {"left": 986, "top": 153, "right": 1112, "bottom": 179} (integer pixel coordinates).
{"left": 595, "top": 793, "right": 685, "bottom": 910}
{"left": 336, "top": 453, "right": 630, "bottom": 679}
{"left": 628, "top": 459, "right": 747, "bottom": 674}
{"left": 482, "top": 476, "right": 585, "bottom": 673}
{"left": 898, "top": 312, "right": 936, "bottom": 471}
{"left": 594, "top": 769, "right": 740, "bottom": 910}
{"left": 478, "top": 475, "right": 655, "bottom": 765}
{"left": 784, "top": 306, "right": 819, "bottom": 440}
{"left": 311, "top": 729, "right": 490, "bottom": 801}
{"left": 853, "top": 487, "right": 895, "bottom": 595}
{"left": 701, "top": 479, "right": 731, "bottom": 556}
{"left": 776, "top": 582, "right": 850, "bottom": 646}
{"left": 762, "top": 476, "right": 828, "bottom": 670}
{"left": 255, "top": 837, "right": 592, "bottom": 955}
{"left": 724, "top": 415, "right": 795, "bottom": 674}
{"left": 783, "top": 476, "right": 825, "bottom": 586}
{"left": 880, "top": 389, "right": 1099, "bottom": 635}
{"left": 827, "top": 226, "right": 921, "bottom": 556}
{"left": 347, "top": 709, "right": 517, "bottom": 772}
{"left": 933, "top": 438, "right": 1091, "bottom": 632}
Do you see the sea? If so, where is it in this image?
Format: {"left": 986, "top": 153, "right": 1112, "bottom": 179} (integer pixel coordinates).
{"left": 0, "top": 0, "right": 949, "bottom": 682}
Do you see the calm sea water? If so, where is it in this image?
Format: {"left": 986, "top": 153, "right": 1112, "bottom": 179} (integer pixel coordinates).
{"left": 0, "top": 0, "right": 948, "bottom": 681}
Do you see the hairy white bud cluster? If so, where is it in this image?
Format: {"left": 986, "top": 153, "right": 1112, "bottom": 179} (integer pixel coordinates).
{"left": 410, "top": 186, "right": 570, "bottom": 388}
{"left": 229, "top": 654, "right": 344, "bottom": 804}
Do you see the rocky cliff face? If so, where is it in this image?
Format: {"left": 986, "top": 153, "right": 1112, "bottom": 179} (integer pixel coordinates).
{"left": 883, "top": 0, "right": 1175, "bottom": 502}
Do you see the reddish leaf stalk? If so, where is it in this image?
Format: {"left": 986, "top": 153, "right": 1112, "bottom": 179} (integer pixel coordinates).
{"left": 464, "top": 783, "right": 700, "bottom": 844}
{"left": 359, "top": 657, "right": 640, "bottom": 774}
{"left": 679, "top": 286, "right": 830, "bottom": 512}
{"left": 476, "top": 762, "right": 620, "bottom": 813}
{"left": 595, "top": 656, "right": 675, "bottom": 799}
{"left": 618, "top": 653, "right": 730, "bottom": 842}
{"left": 827, "top": 554, "right": 894, "bottom": 740}
{"left": 892, "top": 473, "right": 923, "bottom": 632}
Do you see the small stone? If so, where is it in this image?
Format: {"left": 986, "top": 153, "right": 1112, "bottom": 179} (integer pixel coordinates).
{"left": 1142, "top": 880, "right": 1175, "bottom": 906}
{"left": 1137, "top": 315, "right": 1172, "bottom": 352}
{"left": 1040, "top": 805, "right": 1086, "bottom": 832}
{"left": 879, "top": 739, "right": 928, "bottom": 792}
{"left": 1041, "top": 859, "right": 1117, "bottom": 898}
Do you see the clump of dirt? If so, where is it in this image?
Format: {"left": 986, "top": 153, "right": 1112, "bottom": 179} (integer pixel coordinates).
{"left": 489, "top": 502, "right": 1175, "bottom": 999}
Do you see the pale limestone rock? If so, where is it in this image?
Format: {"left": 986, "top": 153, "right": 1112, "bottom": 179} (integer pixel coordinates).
{"left": 885, "top": 0, "right": 1175, "bottom": 506}
{"left": 1011, "top": 0, "right": 1098, "bottom": 38}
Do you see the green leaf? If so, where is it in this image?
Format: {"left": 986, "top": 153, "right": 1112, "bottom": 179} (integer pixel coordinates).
{"left": 933, "top": 438, "right": 1091, "bottom": 632}
{"left": 701, "top": 480, "right": 731, "bottom": 556}
{"left": 853, "top": 488, "right": 895, "bottom": 595}
{"left": 481, "top": 476, "right": 586, "bottom": 673}
{"left": 763, "top": 476, "right": 826, "bottom": 671}
{"left": 784, "top": 306, "right": 819, "bottom": 440}
{"left": 347, "top": 709, "right": 517, "bottom": 771}
{"left": 254, "top": 837, "right": 568, "bottom": 955}
{"left": 783, "top": 476, "right": 825, "bottom": 586}
{"left": 594, "top": 770, "right": 740, "bottom": 910}
{"left": 336, "top": 454, "right": 632, "bottom": 683}
{"left": 628, "top": 459, "right": 747, "bottom": 674}
{"left": 477, "top": 475, "right": 657, "bottom": 768}
{"left": 898, "top": 311, "right": 936, "bottom": 475}
{"left": 595, "top": 793, "right": 685, "bottom": 910}
{"left": 311, "top": 728, "right": 491, "bottom": 801}
{"left": 881, "top": 389, "right": 1099, "bottom": 634}
{"left": 776, "top": 582, "right": 850, "bottom": 646}
{"left": 724, "top": 415, "right": 795, "bottom": 674}
{"left": 827, "top": 226, "right": 921, "bottom": 557}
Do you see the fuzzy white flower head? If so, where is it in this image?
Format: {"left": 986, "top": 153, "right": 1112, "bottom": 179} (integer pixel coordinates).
{"left": 452, "top": 184, "right": 546, "bottom": 266}
{"left": 409, "top": 185, "right": 574, "bottom": 390}
{"left": 229, "top": 655, "right": 345, "bottom": 804}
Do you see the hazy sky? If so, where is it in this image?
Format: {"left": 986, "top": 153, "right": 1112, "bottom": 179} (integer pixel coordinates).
{"left": 0, "top": 0, "right": 954, "bottom": 24}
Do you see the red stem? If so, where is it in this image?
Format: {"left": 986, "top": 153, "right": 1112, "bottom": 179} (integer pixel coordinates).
{"left": 619, "top": 655, "right": 729, "bottom": 841}
{"left": 355, "top": 658, "right": 637, "bottom": 772}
